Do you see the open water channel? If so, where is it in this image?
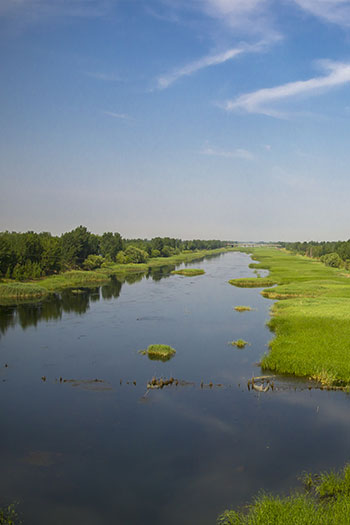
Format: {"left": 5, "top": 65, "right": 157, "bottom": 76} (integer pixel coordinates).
{"left": 1, "top": 251, "right": 350, "bottom": 524}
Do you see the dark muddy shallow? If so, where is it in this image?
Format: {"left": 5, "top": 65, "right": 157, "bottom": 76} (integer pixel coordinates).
{"left": 1, "top": 252, "right": 350, "bottom": 525}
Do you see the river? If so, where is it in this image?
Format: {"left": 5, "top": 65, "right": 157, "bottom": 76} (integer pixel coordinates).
{"left": 1, "top": 251, "right": 350, "bottom": 524}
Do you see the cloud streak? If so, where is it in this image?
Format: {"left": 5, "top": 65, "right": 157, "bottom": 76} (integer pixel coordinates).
{"left": 156, "top": 40, "right": 271, "bottom": 89}
{"left": 223, "top": 60, "right": 350, "bottom": 117}
{"left": 200, "top": 146, "right": 254, "bottom": 160}
{"left": 292, "top": 0, "right": 350, "bottom": 27}
{"left": 104, "top": 111, "right": 134, "bottom": 121}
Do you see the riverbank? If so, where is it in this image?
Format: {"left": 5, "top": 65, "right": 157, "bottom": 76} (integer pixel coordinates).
{"left": 0, "top": 248, "right": 232, "bottom": 303}
{"left": 231, "top": 247, "right": 350, "bottom": 387}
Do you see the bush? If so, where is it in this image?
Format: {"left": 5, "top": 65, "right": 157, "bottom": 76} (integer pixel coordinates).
{"left": 321, "top": 252, "right": 342, "bottom": 268}
{"left": 124, "top": 246, "right": 149, "bottom": 263}
{"left": 82, "top": 255, "right": 105, "bottom": 270}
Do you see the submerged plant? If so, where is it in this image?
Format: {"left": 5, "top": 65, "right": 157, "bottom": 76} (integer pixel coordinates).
{"left": 139, "top": 344, "right": 176, "bottom": 361}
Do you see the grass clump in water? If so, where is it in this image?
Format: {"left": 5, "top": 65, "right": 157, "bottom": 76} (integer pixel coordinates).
{"left": 139, "top": 344, "right": 176, "bottom": 361}
{"left": 218, "top": 464, "right": 350, "bottom": 525}
{"left": 229, "top": 278, "right": 275, "bottom": 288}
{"left": 171, "top": 268, "right": 205, "bottom": 276}
{"left": 234, "top": 306, "right": 252, "bottom": 312}
{"left": 229, "top": 339, "right": 249, "bottom": 348}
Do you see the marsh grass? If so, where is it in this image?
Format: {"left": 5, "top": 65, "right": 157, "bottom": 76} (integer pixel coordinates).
{"left": 171, "top": 268, "right": 205, "bottom": 276}
{"left": 229, "top": 339, "right": 249, "bottom": 348}
{"left": 0, "top": 282, "right": 48, "bottom": 301}
{"left": 234, "top": 306, "right": 252, "bottom": 312}
{"left": 241, "top": 247, "right": 350, "bottom": 386}
{"left": 218, "top": 464, "right": 350, "bottom": 525}
{"left": 229, "top": 278, "right": 275, "bottom": 288}
{"left": 139, "top": 344, "right": 176, "bottom": 361}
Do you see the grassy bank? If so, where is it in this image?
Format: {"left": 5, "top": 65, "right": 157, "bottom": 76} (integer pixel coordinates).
{"left": 0, "top": 248, "right": 231, "bottom": 303}
{"left": 232, "top": 247, "right": 350, "bottom": 386}
{"left": 218, "top": 464, "right": 350, "bottom": 525}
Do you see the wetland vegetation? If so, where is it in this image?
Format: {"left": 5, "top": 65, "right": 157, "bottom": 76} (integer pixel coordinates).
{"left": 234, "top": 306, "right": 252, "bottom": 312}
{"left": 139, "top": 344, "right": 176, "bottom": 361}
{"left": 171, "top": 268, "right": 205, "bottom": 276}
{"left": 236, "top": 247, "right": 350, "bottom": 387}
{"left": 229, "top": 339, "right": 249, "bottom": 348}
{"left": 218, "top": 464, "right": 350, "bottom": 525}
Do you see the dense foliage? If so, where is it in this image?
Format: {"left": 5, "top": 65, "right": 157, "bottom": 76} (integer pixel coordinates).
{"left": 0, "top": 227, "right": 227, "bottom": 280}
{"left": 282, "top": 240, "right": 350, "bottom": 268}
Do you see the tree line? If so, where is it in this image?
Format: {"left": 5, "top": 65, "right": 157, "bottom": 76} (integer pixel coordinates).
{"left": 281, "top": 240, "right": 350, "bottom": 269}
{"left": 0, "top": 226, "right": 227, "bottom": 280}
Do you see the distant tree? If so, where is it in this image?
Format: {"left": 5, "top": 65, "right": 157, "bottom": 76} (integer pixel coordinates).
{"left": 124, "top": 245, "right": 149, "bottom": 263}
{"left": 99, "top": 232, "right": 122, "bottom": 260}
{"left": 321, "top": 252, "right": 342, "bottom": 268}
{"left": 82, "top": 255, "right": 105, "bottom": 271}
{"left": 60, "top": 226, "right": 97, "bottom": 269}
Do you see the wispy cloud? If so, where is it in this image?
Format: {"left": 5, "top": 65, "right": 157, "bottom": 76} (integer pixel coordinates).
{"left": 85, "top": 72, "right": 123, "bottom": 82}
{"left": 104, "top": 111, "right": 134, "bottom": 121}
{"left": 292, "top": 0, "right": 350, "bottom": 27}
{"left": 223, "top": 60, "right": 350, "bottom": 117}
{"left": 200, "top": 145, "right": 254, "bottom": 160}
{"left": 156, "top": 40, "right": 271, "bottom": 90}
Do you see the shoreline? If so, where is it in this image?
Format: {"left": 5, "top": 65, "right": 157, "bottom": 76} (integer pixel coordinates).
{"left": 0, "top": 247, "right": 233, "bottom": 303}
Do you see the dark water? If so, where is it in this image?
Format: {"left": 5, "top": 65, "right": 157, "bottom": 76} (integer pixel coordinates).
{"left": 1, "top": 252, "right": 350, "bottom": 524}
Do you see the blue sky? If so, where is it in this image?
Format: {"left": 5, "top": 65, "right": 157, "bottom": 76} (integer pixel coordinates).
{"left": 2, "top": 0, "right": 350, "bottom": 240}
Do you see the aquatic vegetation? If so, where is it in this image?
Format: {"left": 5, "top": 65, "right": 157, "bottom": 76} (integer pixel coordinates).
{"left": 229, "top": 278, "right": 275, "bottom": 288}
{"left": 0, "top": 503, "right": 18, "bottom": 525}
{"left": 171, "top": 268, "right": 205, "bottom": 276}
{"left": 241, "top": 247, "right": 350, "bottom": 386}
{"left": 234, "top": 306, "right": 252, "bottom": 312}
{"left": 0, "top": 282, "right": 48, "bottom": 301}
{"left": 229, "top": 339, "right": 249, "bottom": 348}
{"left": 139, "top": 344, "right": 176, "bottom": 361}
{"left": 218, "top": 464, "right": 350, "bottom": 525}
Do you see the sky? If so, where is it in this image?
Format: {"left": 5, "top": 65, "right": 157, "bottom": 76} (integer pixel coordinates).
{"left": 2, "top": 0, "right": 350, "bottom": 241}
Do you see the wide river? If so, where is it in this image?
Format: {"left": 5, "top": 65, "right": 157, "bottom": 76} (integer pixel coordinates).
{"left": 1, "top": 252, "right": 350, "bottom": 524}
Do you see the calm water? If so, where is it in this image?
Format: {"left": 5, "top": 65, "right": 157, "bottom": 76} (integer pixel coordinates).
{"left": 1, "top": 252, "right": 350, "bottom": 524}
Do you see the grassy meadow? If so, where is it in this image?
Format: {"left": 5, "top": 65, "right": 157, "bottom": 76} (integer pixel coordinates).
{"left": 231, "top": 247, "right": 350, "bottom": 386}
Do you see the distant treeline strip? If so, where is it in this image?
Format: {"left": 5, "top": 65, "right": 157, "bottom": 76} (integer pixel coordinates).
{"left": 0, "top": 226, "right": 227, "bottom": 280}
{"left": 281, "top": 240, "right": 350, "bottom": 269}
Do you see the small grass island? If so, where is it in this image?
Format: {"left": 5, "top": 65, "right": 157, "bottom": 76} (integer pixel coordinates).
{"left": 229, "top": 339, "right": 249, "bottom": 348}
{"left": 139, "top": 344, "right": 176, "bottom": 361}
{"left": 171, "top": 268, "right": 205, "bottom": 276}
{"left": 234, "top": 306, "right": 252, "bottom": 312}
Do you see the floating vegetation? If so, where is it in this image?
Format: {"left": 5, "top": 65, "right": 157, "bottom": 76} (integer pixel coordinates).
{"left": 139, "top": 344, "right": 176, "bottom": 361}
{"left": 171, "top": 268, "right": 205, "bottom": 276}
{"left": 59, "top": 378, "right": 112, "bottom": 391}
{"left": 0, "top": 503, "right": 18, "bottom": 525}
{"left": 234, "top": 305, "right": 252, "bottom": 312}
{"left": 229, "top": 277, "right": 275, "bottom": 288}
{"left": 229, "top": 339, "right": 249, "bottom": 348}
{"left": 247, "top": 375, "right": 275, "bottom": 392}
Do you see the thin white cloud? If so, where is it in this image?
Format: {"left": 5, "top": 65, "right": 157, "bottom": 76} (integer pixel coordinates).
{"left": 85, "top": 72, "right": 123, "bottom": 82}
{"left": 292, "top": 0, "right": 350, "bottom": 27}
{"left": 104, "top": 111, "right": 134, "bottom": 121}
{"left": 223, "top": 60, "right": 350, "bottom": 117}
{"left": 156, "top": 40, "right": 270, "bottom": 90}
{"left": 200, "top": 146, "right": 254, "bottom": 160}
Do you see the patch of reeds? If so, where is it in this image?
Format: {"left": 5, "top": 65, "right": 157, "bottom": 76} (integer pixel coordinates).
{"left": 229, "top": 278, "right": 275, "bottom": 288}
{"left": 171, "top": 268, "right": 205, "bottom": 276}
{"left": 229, "top": 339, "right": 249, "bottom": 348}
{"left": 234, "top": 306, "right": 252, "bottom": 312}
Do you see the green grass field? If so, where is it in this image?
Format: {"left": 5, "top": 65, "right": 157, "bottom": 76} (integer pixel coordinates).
{"left": 231, "top": 247, "right": 350, "bottom": 386}
{"left": 218, "top": 464, "right": 350, "bottom": 525}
